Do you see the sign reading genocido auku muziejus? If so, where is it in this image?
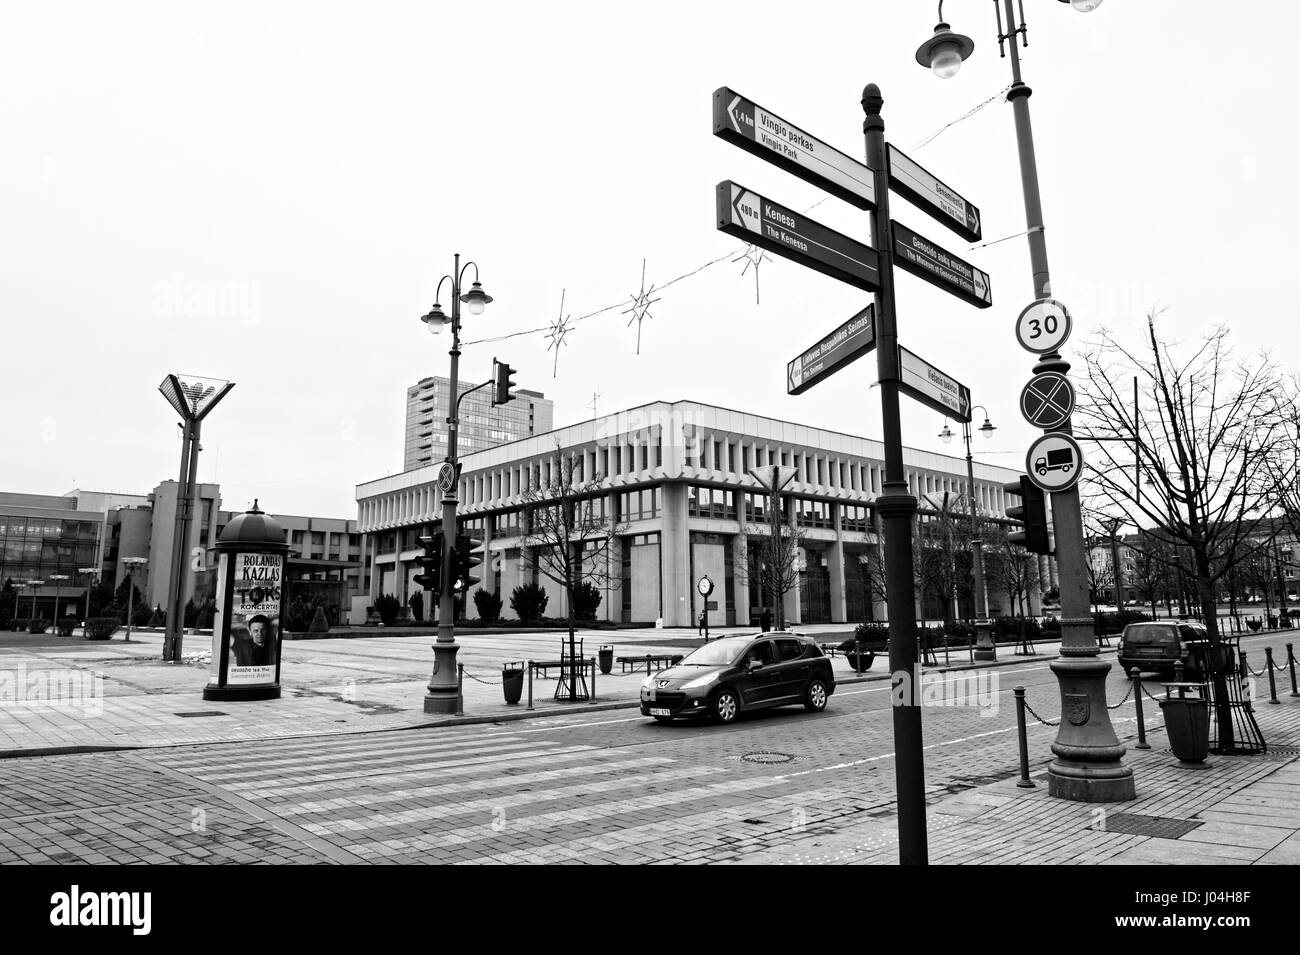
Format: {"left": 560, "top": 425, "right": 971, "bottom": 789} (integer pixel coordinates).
{"left": 787, "top": 305, "right": 876, "bottom": 395}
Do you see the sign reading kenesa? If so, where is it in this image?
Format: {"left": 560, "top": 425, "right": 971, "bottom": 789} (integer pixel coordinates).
{"left": 354, "top": 401, "right": 1046, "bottom": 628}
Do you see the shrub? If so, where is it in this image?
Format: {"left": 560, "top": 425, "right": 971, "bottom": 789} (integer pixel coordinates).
{"left": 374, "top": 593, "right": 401, "bottom": 626}
{"left": 474, "top": 588, "right": 503, "bottom": 624}
{"left": 571, "top": 582, "right": 602, "bottom": 621}
{"left": 849, "top": 622, "right": 889, "bottom": 652}
{"left": 510, "top": 583, "right": 549, "bottom": 622}
{"left": 1094, "top": 610, "right": 1150, "bottom": 635}
{"left": 145, "top": 605, "right": 164, "bottom": 628}
{"left": 942, "top": 620, "right": 974, "bottom": 644}
{"left": 85, "top": 617, "right": 120, "bottom": 640}
{"left": 57, "top": 617, "right": 78, "bottom": 637}
{"left": 308, "top": 606, "right": 330, "bottom": 633}
{"left": 28, "top": 619, "right": 50, "bottom": 634}
{"left": 408, "top": 590, "right": 424, "bottom": 623}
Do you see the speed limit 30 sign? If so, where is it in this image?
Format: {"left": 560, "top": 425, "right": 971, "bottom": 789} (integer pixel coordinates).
{"left": 1016, "top": 298, "right": 1072, "bottom": 354}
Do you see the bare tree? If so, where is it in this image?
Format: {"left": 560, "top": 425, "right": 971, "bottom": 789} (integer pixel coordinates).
{"left": 519, "top": 446, "right": 626, "bottom": 697}
{"left": 981, "top": 521, "right": 1036, "bottom": 617}
{"left": 735, "top": 493, "right": 806, "bottom": 631}
{"left": 1077, "top": 312, "right": 1287, "bottom": 748}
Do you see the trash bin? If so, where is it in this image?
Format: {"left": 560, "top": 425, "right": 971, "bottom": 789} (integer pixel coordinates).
{"left": 502, "top": 664, "right": 524, "bottom": 705}
{"left": 598, "top": 645, "right": 614, "bottom": 675}
{"left": 1159, "top": 686, "right": 1210, "bottom": 763}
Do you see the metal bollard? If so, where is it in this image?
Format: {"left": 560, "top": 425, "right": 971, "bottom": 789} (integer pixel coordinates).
{"left": 456, "top": 664, "right": 464, "bottom": 716}
{"left": 1014, "top": 687, "right": 1035, "bottom": 788}
{"left": 646, "top": 653, "right": 652, "bottom": 675}
{"left": 1266, "top": 647, "right": 1279, "bottom": 704}
{"left": 1289, "top": 644, "right": 1299, "bottom": 698}
{"left": 1174, "top": 659, "right": 1185, "bottom": 684}
{"left": 1130, "top": 668, "right": 1150, "bottom": 750}
{"left": 526, "top": 660, "right": 534, "bottom": 711}
{"left": 590, "top": 657, "right": 597, "bottom": 704}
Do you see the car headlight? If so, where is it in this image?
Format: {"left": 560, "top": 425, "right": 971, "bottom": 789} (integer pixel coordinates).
{"left": 680, "top": 672, "right": 719, "bottom": 691}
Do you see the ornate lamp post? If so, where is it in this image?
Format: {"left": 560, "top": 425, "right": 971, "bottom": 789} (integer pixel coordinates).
{"left": 940, "top": 408, "right": 997, "bottom": 658}
{"left": 916, "top": 0, "right": 1134, "bottom": 802}
{"left": 122, "top": 557, "right": 148, "bottom": 642}
{"left": 419, "top": 253, "right": 493, "bottom": 714}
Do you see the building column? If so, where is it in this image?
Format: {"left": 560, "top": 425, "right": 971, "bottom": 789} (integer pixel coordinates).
{"left": 480, "top": 517, "right": 495, "bottom": 595}
{"left": 783, "top": 499, "right": 801, "bottom": 627}
{"left": 661, "top": 482, "right": 689, "bottom": 626}
{"left": 829, "top": 504, "right": 847, "bottom": 624}
{"left": 732, "top": 530, "right": 749, "bottom": 627}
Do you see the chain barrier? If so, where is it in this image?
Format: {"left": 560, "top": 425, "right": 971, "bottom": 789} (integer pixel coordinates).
{"left": 1021, "top": 698, "right": 1060, "bottom": 727}
{"left": 460, "top": 667, "right": 504, "bottom": 686}
{"left": 1138, "top": 681, "right": 1166, "bottom": 704}
{"left": 1243, "top": 659, "right": 1267, "bottom": 678}
{"left": 1106, "top": 681, "right": 1134, "bottom": 710}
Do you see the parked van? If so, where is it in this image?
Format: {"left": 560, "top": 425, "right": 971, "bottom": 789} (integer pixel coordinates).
{"left": 1117, "top": 621, "right": 1211, "bottom": 679}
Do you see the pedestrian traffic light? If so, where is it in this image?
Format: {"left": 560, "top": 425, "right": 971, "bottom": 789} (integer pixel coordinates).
{"left": 492, "top": 358, "right": 517, "bottom": 407}
{"left": 413, "top": 533, "right": 443, "bottom": 593}
{"left": 451, "top": 531, "right": 484, "bottom": 592}
{"left": 1004, "top": 476, "right": 1051, "bottom": 555}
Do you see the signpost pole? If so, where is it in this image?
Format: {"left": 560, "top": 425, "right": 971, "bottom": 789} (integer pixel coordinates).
{"left": 1000, "top": 2, "right": 1133, "bottom": 800}
{"left": 863, "top": 84, "right": 927, "bottom": 865}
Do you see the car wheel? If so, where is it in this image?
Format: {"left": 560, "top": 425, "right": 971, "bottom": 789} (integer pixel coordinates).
{"left": 712, "top": 687, "right": 739, "bottom": 724}
{"left": 653, "top": 714, "right": 673, "bottom": 724}
{"left": 804, "top": 678, "right": 828, "bottom": 712}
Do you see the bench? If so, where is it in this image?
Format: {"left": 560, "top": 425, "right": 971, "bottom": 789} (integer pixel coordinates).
{"left": 616, "top": 653, "right": 683, "bottom": 674}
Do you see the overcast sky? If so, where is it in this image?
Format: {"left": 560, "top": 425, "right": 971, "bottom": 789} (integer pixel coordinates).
{"left": 3, "top": 1, "right": 1296, "bottom": 519}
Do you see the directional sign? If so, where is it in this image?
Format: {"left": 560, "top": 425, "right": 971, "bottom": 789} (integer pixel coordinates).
{"left": 1026, "top": 432, "right": 1084, "bottom": 493}
{"left": 891, "top": 221, "right": 992, "bottom": 309}
{"left": 787, "top": 305, "right": 876, "bottom": 395}
{"left": 887, "top": 144, "right": 981, "bottom": 242}
{"left": 897, "top": 346, "right": 972, "bottom": 422}
{"left": 717, "top": 181, "right": 880, "bottom": 293}
{"left": 714, "top": 87, "right": 876, "bottom": 211}
{"left": 1020, "top": 372, "right": 1075, "bottom": 430}
{"left": 1015, "top": 298, "right": 1073, "bottom": 354}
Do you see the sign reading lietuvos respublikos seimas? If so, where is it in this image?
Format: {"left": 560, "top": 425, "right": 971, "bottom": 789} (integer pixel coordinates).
{"left": 205, "top": 502, "right": 289, "bottom": 701}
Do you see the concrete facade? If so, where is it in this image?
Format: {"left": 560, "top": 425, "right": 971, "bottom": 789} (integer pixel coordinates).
{"left": 356, "top": 400, "right": 1039, "bottom": 627}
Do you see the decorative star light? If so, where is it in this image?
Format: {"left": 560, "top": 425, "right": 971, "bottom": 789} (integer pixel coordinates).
{"left": 621, "top": 259, "right": 660, "bottom": 355}
{"left": 545, "top": 289, "right": 574, "bottom": 378}
{"left": 733, "top": 244, "right": 772, "bottom": 305}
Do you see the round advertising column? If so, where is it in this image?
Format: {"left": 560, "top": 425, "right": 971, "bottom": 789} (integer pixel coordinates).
{"left": 203, "top": 502, "right": 289, "bottom": 701}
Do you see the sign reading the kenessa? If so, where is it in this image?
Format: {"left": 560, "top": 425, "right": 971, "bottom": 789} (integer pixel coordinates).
{"left": 787, "top": 305, "right": 876, "bottom": 395}
{"left": 898, "top": 346, "right": 972, "bottom": 422}
{"left": 713, "top": 87, "right": 876, "bottom": 211}
{"left": 717, "top": 181, "right": 880, "bottom": 292}
{"left": 887, "top": 144, "right": 982, "bottom": 242}
{"left": 891, "top": 221, "right": 992, "bottom": 309}
{"left": 226, "top": 552, "right": 282, "bottom": 685}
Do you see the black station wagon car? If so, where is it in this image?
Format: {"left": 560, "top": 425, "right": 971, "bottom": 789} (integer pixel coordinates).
{"left": 639, "top": 631, "right": 835, "bottom": 724}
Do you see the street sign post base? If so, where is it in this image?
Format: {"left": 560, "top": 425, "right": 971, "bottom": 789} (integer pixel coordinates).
{"left": 1046, "top": 657, "right": 1136, "bottom": 802}
{"left": 424, "top": 639, "right": 462, "bottom": 714}
{"left": 973, "top": 619, "right": 996, "bottom": 661}
{"left": 203, "top": 684, "right": 281, "bottom": 702}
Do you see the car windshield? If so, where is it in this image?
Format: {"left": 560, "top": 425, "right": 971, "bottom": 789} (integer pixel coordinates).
{"left": 679, "top": 637, "right": 752, "bottom": 666}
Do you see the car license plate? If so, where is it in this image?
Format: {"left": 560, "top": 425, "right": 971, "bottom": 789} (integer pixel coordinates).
{"left": 650, "top": 708, "right": 671, "bottom": 717}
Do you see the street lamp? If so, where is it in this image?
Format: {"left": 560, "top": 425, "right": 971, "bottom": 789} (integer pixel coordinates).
{"left": 26, "top": 580, "right": 43, "bottom": 622}
{"left": 916, "top": 0, "right": 1133, "bottom": 803}
{"left": 940, "top": 408, "right": 997, "bottom": 658}
{"left": 420, "top": 253, "right": 492, "bottom": 714}
{"left": 79, "top": 567, "right": 100, "bottom": 628}
{"left": 122, "top": 557, "right": 148, "bottom": 642}
{"left": 49, "top": 574, "right": 70, "bottom": 628}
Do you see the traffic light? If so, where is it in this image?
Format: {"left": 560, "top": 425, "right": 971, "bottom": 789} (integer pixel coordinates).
{"left": 492, "top": 358, "right": 517, "bottom": 406}
{"left": 451, "top": 531, "right": 485, "bottom": 593}
{"left": 1004, "top": 476, "right": 1051, "bottom": 555}
{"left": 413, "top": 533, "right": 443, "bottom": 593}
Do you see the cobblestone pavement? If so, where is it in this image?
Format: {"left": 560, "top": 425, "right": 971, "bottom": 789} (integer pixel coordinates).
{"left": 2, "top": 642, "right": 1297, "bottom": 865}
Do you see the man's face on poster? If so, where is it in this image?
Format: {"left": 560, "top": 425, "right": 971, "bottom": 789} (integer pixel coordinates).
{"left": 250, "top": 620, "right": 268, "bottom": 647}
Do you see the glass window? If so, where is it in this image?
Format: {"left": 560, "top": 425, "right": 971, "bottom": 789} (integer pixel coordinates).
{"left": 743, "top": 641, "right": 775, "bottom": 667}
{"left": 776, "top": 639, "right": 805, "bottom": 661}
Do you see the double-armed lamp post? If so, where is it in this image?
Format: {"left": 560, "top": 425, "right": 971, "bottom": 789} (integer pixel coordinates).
{"left": 916, "top": 0, "right": 1133, "bottom": 801}
{"left": 940, "top": 408, "right": 996, "bottom": 658}
{"left": 419, "top": 253, "right": 493, "bottom": 714}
